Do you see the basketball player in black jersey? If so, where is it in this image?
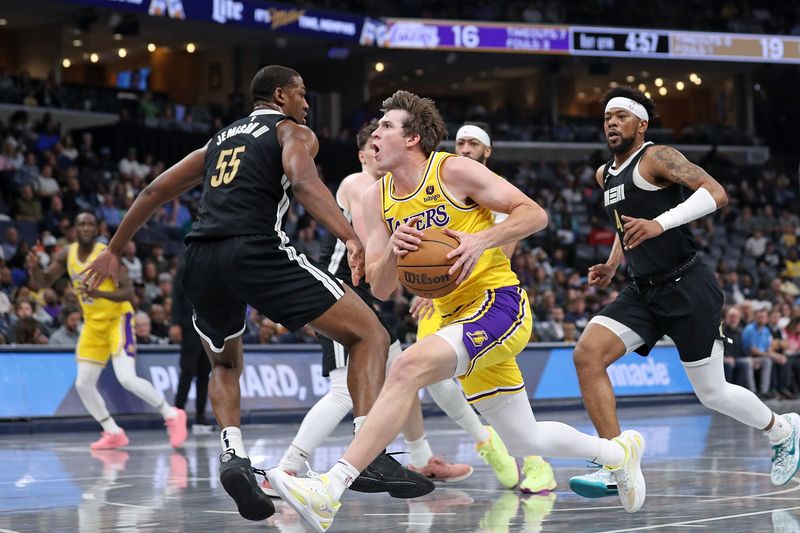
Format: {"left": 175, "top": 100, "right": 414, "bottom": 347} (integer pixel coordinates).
{"left": 81, "top": 66, "right": 431, "bottom": 522}
{"left": 568, "top": 86, "right": 800, "bottom": 498}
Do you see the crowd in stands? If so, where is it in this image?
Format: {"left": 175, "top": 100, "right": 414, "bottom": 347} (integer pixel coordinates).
{"left": 312, "top": 0, "right": 800, "bottom": 35}
{"left": 0, "top": 74, "right": 798, "bottom": 399}
{"left": 1, "top": 67, "right": 759, "bottom": 147}
{"left": 0, "top": 68, "right": 233, "bottom": 135}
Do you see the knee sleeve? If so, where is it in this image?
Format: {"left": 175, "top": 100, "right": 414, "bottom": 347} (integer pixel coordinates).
{"left": 426, "top": 378, "right": 469, "bottom": 420}
{"left": 111, "top": 353, "right": 165, "bottom": 408}
{"left": 75, "top": 362, "right": 102, "bottom": 394}
{"left": 385, "top": 340, "right": 403, "bottom": 373}
{"left": 75, "top": 362, "right": 111, "bottom": 422}
{"left": 328, "top": 367, "right": 354, "bottom": 412}
{"left": 290, "top": 367, "right": 353, "bottom": 456}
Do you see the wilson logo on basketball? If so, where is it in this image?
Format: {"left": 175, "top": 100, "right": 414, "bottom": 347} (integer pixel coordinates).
{"left": 403, "top": 272, "right": 451, "bottom": 285}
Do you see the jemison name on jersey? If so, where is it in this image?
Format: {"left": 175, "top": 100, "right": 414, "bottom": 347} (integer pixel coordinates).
{"left": 215, "top": 121, "right": 270, "bottom": 145}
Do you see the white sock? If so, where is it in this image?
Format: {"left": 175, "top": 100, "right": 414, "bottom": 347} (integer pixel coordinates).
{"left": 766, "top": 414, "right": 792, "bottom": 443}
{"left": 405, "top": 436, "right": 434, "bottom": 468}
{"left": 279, "top": 444, "right": 310, "bottom": 473}
{"left": 353, "top": 415, "right": 366, "bottom": 434}
{"left": 220, "top": 426, "right": 246, "bottom": 457}
{"left": 99, "top": 415, "right": 123, "bottom": 435}
{"left": 327, "top": 459, "right": 359, "bottom": 501}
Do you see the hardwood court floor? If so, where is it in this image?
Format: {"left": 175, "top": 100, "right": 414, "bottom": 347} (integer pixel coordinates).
{"left": 1, "top": 403, "right": 799, "bottom": 532}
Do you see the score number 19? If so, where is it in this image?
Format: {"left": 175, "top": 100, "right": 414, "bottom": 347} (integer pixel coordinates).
{"left": 759, "top": 37, "right": 784, "bottom": 59}
{"left": 452, "top": 25, "right": 480, "bottom": 48}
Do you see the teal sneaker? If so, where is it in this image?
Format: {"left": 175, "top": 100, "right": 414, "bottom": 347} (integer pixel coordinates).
{"left": 569, "top": 467, "right": 618, "bottom": 499}
{"left": 771, "top": 413, "right": 800, "bottom": 486}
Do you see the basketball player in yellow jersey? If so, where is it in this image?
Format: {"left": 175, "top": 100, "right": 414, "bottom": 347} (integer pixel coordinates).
{"left": 269, "top": 91, "right": 648, "bottom": 531}
{"left": 27, "top": 212, "right": 187, "bottom": 450}
{"left": 412, "top": 121, "right": 558, "bottom": 496}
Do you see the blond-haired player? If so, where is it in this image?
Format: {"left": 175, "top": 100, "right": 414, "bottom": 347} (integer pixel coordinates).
{"left": 268, "top": 91, "right": 647, "bottom": 532}
{"left": 410, "top": 121, "right": 558, "bottom": 495}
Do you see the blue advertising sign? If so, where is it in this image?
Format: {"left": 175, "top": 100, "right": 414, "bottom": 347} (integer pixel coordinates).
{"left": 53, "top": 0, "right": 364, "bottom": 41}
{"left": 0, "top": 344, "right": 692, "bottom": 420}
{"left": 534, "top": 346, "right": 694, "bottom": 399}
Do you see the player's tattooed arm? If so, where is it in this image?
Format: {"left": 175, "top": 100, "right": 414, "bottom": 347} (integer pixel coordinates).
{"left": 645, "top": 145, "right": 728, "bottom": 207}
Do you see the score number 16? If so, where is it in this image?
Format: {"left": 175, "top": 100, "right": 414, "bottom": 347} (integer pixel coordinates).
{"left": 452, "top": 25, "right": 480, "bottom": 48}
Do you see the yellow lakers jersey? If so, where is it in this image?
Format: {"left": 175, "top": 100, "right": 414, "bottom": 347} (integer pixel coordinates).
{"left": 381, "top": 151, "right": 519, "bottom": 315}
{"left": 67, "top": 242, "right": 134, "bottom": 321}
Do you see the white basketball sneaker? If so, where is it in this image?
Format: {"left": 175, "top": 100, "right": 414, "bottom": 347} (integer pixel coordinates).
{"left": 608, "top": 430, "right": 646, "bottom": 513}
{"left": 771, "top": 413, "right": 800, "bottom": 486}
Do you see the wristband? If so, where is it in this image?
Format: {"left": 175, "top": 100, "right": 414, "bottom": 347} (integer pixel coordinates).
{"left": 654, "top": 187, "right": 717, "bottom": 231}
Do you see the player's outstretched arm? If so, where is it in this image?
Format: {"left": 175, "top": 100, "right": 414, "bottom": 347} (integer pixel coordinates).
{"left": 440, "top": 156, "right": 548, "bottom": 284}
{"left": 82, "top": 146, "right": 206, "bottom": 289}
{"left": 621, "top": 146, "right": 729, "bottom": 250}
{"left": 26, "top": 248, "right": 68, "bottom": 289}
{"left": 279, "top": 122, "right": 364, "bottom": 283}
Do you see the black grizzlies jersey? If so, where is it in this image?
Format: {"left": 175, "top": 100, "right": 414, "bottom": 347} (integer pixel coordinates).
{"left": 319, "top": 204, "right": 353, "bottom": 281}
{"left": 603, "top": 142, "right": 697, "bottom": 278}
{"left": 186, "top": 109, "right": 296, "bottom": 241}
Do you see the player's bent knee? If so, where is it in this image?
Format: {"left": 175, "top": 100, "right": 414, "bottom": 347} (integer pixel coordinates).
{"left": 573, "top": 341, "right": 601, "bottom": 373}
{"left": 74, "top": 376, "right": 92, "bottom": 394}
{"left": 386, "top": 351, "right": 427, "bottom": 387}
{"left": 116, "top": 374, "right": 140, "bottom": 391}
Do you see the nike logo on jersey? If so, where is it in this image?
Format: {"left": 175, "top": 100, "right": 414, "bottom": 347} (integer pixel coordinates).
{"left": 604, "top": 184, "right": 626, "bottom": 206}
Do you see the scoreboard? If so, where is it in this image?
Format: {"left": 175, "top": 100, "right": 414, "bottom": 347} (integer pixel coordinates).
{"left": 371, "top": 19, "right": 800, "bottom": 64}
{"left": 46, "top": 2, "right": 800, "bottom": 64}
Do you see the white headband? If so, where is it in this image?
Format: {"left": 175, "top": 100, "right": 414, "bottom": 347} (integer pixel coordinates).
{"left": 605, "top": 97, "right": 649, "bottom": 122}
{"left": 456, "top": 125, "right": 491, "bottom": 147}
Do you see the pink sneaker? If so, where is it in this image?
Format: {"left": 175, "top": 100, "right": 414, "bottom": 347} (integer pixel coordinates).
{"left": 260, "top": 470, "right": 296, "bottom": 498}
{"left": 165, "top": 409, "right": 188, "bottom": 449}
{"left": 90, "top": 430, "right": 129, "bottom": 450}
{"left": 408, "top": 455, "right": 474, "bottom": 483}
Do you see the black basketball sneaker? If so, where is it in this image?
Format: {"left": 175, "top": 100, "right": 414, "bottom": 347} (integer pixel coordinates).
{"left": 349, "top": 451, "right": 435, "bottom": 498}
{"left": 219, "top": 450, "right": 275, "bottom": 520}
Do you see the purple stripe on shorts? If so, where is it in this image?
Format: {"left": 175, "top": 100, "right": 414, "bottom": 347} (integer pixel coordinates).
{"left": 124, "top": 312, "right": 136, "bottom": 356}
{"left": 461, "top": 286, "right": 525, "bottom": 373}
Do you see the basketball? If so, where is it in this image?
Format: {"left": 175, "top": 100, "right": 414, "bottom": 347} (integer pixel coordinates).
{"left": 397, "top": 227, "right": 462, "bottom": 299}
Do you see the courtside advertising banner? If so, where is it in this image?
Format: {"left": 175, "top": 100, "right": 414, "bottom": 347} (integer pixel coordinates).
{"left": 0, "top": 344, "right": 693, "bottom": 419}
